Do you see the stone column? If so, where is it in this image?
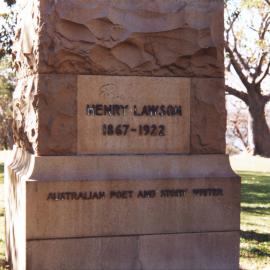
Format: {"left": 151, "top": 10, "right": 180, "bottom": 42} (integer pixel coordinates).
{"left": 6, "top": 1, "right": 240, "bottom": 269}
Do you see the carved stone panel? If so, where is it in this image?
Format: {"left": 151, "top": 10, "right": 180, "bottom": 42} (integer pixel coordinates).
{"left": 77, "top": 76, "right": 190, "bottom": 154}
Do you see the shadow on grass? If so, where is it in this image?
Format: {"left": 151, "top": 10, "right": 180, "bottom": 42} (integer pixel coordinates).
{"left": 241, "top": 206, "right": 270, "bottom": 215}
{"left": 0, "top": 163, "right": 3, "bottom": 173}
{"left": 241, "top": 230, "right": 270, "bottom": 243}
{"left": 0, "top": 163, "right": 3, "bottom": 185}
{"left": 240, "top": 173, "right": 270, "bottom": 205}
{"left": 241, "top": 230, "right": 270, "bottom": 258}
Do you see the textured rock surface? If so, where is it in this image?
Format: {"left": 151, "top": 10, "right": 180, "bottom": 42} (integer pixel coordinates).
{"left": 13, "top": 0, "right": 226, "bottom": 155}
{"left": 13, "top": 75, "right": 226, "bottom": 156}
{"left": 14, "top": 0, "right": 224, "bottom": 77}
{"left": 13, "top": 75, "right": 77, "bottom": 155}
{"left": 191, "top": 78, "right": 226, "bottom": 154}
{"left": 13, "top": 75, "right": 38, "bottom": 153}
{"left": 36, "top": 75, "right": 77, "bottom": 155}
{"left": 13, "top": 0, "right": 40, "bottom": 78}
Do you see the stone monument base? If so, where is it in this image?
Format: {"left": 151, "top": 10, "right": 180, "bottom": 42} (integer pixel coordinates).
{"left": 26, "top": 232, "right": 239, "bottom": 270}
{"left": 5, "top": 148, "right": 240, "bottom": 270}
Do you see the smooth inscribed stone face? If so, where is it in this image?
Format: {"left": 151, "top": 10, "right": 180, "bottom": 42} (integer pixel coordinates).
{"left": 77, "top": 76, "right": 190, "bottom": 154}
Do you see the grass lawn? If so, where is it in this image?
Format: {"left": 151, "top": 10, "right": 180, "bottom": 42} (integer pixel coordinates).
{"left": 0, "top": 163, "right": 269, "bottom": 269}
{"left": 0, "top": 163, "right": 8, "bottom": 269}
{"left": 239, "top": 171, "right": 270, "bottom": 270}
{"left": 0, "top": 164, "right": 3, "bottom": 184}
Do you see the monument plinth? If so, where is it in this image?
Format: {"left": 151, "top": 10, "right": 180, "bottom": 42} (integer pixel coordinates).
{"left": 6, "top": 1, "right": 240, "bottom": 270}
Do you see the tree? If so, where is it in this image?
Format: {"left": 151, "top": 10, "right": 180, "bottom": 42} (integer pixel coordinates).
{"left": 0, "top": 0, "right": 16, "bottom": 59}
{"left": 0, "top": 59, "right": 14, "bottom": 149}
{"left": 0, "top": 0, "right": 16, "bottom": 149}
{"left": 225, "top": 0, "right": 270, "bottom": 157}
{"left": 226, "top": 99, "right": 250, "bottom": 155}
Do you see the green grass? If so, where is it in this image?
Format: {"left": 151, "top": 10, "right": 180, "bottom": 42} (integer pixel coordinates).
{"left": 239, "top": 171, "right": 270, "bottom": 270}
{"left": 0, "top": 163, "right": 7, "bottom": 270}
{"left": 0, "top": 164, "right": 269, "bottom": 269}
{"left": 0, "top": 164, "right": 3, "bottom": 185}
{"left": 0, "top": 239, "right": 7, "bottom": 270}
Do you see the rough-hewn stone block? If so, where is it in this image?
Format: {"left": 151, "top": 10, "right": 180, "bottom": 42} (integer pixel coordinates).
{"left": 13, "top": 75, "right": 77, "bottom": 155}
{"left": 15, "top": 0, "right": 224, "bottom": 77}
{"left": 191, "top": 78, "right": 226, "bottom": 154}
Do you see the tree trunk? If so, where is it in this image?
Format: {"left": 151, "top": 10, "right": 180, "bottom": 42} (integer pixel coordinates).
{"left": 248, "top": 91, "right": 270, "bottom": 157}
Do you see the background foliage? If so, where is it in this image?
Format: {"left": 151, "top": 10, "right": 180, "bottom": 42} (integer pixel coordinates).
{"left": 225, "top": 0, "right": 270, "bottom": 156}
{"left": 0, "top": 1, "right": 15, "bottom": 150}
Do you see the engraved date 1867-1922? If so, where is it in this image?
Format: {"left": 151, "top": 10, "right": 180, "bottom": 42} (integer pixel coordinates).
{"left": 85, "top": 104, "right": 183, "bottom": 137}
{"left": 102, "top": 124, "right": 165, "bottom": 136}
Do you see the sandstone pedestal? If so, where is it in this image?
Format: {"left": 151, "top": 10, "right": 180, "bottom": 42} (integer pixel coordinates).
{"left": 5, "top": 149, "right": 240, "bottom": 270}
{"left": 6, "top": 1, "right": 240, "bottom": 270}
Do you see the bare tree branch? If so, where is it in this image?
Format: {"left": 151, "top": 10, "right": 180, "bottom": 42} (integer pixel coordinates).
{"left": 262, "top": 93, "right": 270, "bottom": 103}
{"left": 257, "top": 13, "right": 270, "bottom": 39}
{"left": 225, "top": 85, "right": 249, "bottom": 105}
{"left": 255, "top": 52, "right": 268, "bottom": 78}
{"left": 256, "top": 61, "right": 270, "bottom": 85}
{"left": 225, "top": 44, "right": 251, "bottom": 89}
{"left": 233, "top": 46, "right": 250, "bottom": 72}
{"left": 232, "top": 120, "right": 249, "bottom": 148}
{"left": 225, "top": 9, "right": 251, "bottom": 74}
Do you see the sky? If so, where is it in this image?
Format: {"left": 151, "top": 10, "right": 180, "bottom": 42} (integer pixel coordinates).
{"left": 0, "top": 1, "right": 9, "bottom": 14}
{"left": 0, "top": 1, "right": 10, "bottom": 31}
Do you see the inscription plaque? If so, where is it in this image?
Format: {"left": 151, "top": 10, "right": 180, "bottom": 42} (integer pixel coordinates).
{"left": 78, "top": 76, "right": 190, "bottom": 154}
{"left": 46, "top": 188, "right": 224, "bottom": 201}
